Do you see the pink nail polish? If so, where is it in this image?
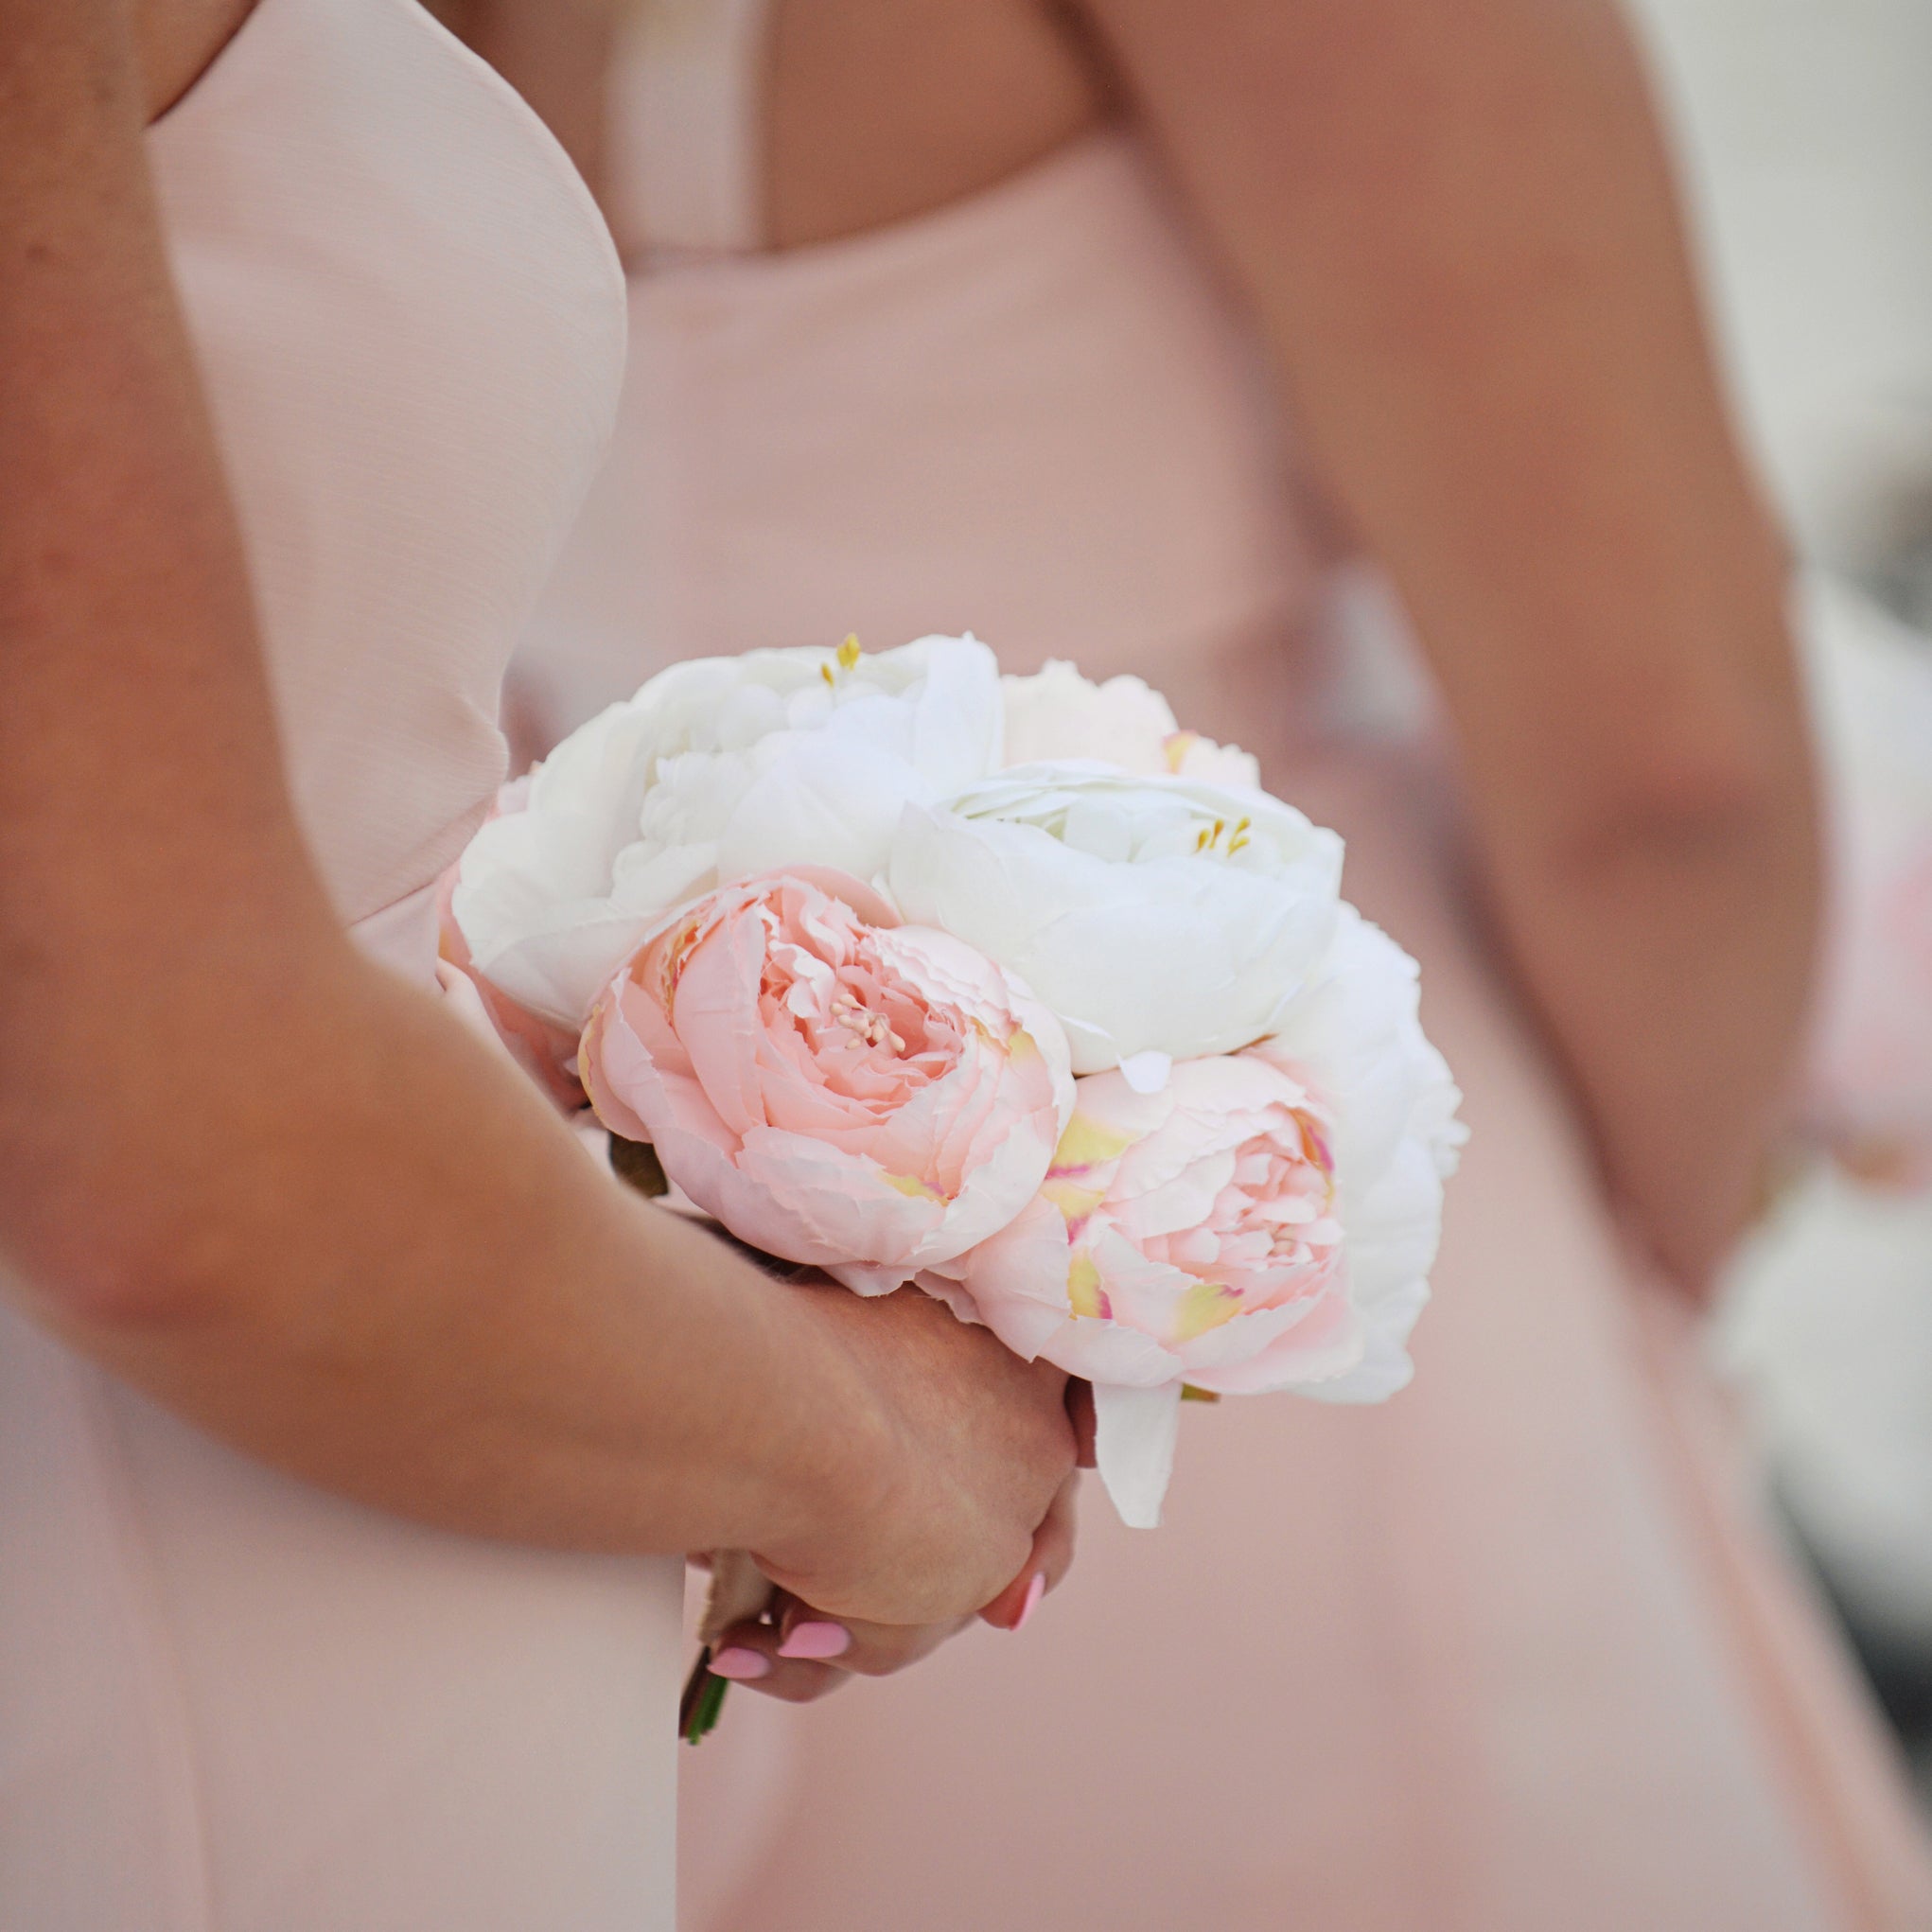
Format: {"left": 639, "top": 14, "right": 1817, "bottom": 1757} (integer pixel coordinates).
{"left": 708, "top": 1646, "right": 770, "bottom": 1680}
{"left": 778, "top": 1621, "right": 852, "bottom": 1660}
{"left": 1010, "top": 1572, "right": 1046, "bottom": 1634}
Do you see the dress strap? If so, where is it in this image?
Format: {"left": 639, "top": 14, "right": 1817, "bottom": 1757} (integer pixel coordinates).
{"left": 606, "top": 0, "right": 770, "bottom": 263}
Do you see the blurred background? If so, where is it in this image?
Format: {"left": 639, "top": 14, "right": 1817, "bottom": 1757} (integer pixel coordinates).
{"left": 1629, "top": 0, "right": 1932, "bottom": 1811}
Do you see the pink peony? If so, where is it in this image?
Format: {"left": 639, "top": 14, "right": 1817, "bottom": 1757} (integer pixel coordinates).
{"left": 933, "top": 909, "right": 1465, "bottom": 1524}
{"left": 579, "top": 869, "right": 1074, "bottom": 1293}
{"left": 939, "top": 1054, "right": 1361, "bottom": 1391}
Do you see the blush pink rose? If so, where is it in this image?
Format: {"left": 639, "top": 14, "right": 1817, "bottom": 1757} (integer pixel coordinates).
{"left": 579, "top": 869, "right": 1074, "bottom": 1293}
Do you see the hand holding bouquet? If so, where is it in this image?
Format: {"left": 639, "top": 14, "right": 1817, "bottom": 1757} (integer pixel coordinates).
{"left": 447, "top": 635, "right": 1464, "bottom": 1726}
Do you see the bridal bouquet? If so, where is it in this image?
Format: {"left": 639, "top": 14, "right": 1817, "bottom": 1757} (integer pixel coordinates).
{"left": 446, "top": 634, "right": 1463, "bottom": 1722}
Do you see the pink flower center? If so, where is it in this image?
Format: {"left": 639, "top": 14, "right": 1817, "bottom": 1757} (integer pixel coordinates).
{"left": 1141, "top": 1107, "right": 1341, "bottom": 1314}
{"left": 741, "top": 893, "right": 968, "bottom": 1115}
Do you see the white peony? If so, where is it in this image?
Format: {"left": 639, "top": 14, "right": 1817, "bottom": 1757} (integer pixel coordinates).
{"left": 453, "top": 635, "right": 1002, "bottom": 1027}
{"left": 1001, "top": 659, "right": 1261, "bottom": 788}
{"left": 888, "top": 763, "right": 1345, "bottom": 1079}
{"left": 1251, "top": 905, "right": 1467, "bottom": 1406}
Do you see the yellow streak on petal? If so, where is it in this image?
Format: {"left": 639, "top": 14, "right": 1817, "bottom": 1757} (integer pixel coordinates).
{"left": 1067, "top": 1250, "right": 1106, "bottom": 1319}
{"left": 1172, "top": 1278, "right": 1242, "bottom": 1344}
{"left": 882, "top": 1170, "right": 944, "bottom": 1203}
{"left": 1163, "top": 730, "right": 1199, "bottom": 775}
{"left": 1041, "top": 1177, "right": 1106, "bottom": 1223}
{"left": 837, "top": 633, "right": 862, "bottom": 671}
{"left": 1052, "top": 1111, "right": 1138, "bottom": 1173}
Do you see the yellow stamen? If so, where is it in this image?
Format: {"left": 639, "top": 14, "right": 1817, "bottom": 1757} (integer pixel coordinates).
{"left": 819, "top": 662, "right": 835, "bottom": 686}
{"left": 1180, "top": 1384, "right": 1221, "bottom": 1404}
{"left": 837, "top": 633, "right": 862, "bottom": 671}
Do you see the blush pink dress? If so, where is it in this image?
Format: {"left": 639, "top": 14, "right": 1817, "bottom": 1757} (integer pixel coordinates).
{"left": 507, "top": 6, "right": 1932, "bottom": 1929}
{"left": 0, "top": 4, "right": 685, "bottom": 1927}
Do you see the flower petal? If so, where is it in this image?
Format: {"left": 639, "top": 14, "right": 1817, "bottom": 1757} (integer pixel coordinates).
{"left": 1093, "top": 1380, "right": 1184, "bottom": 1529}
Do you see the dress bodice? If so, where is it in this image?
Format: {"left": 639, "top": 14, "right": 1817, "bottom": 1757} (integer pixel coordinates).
{"left": 513, "top": 4, "right": 1323, "bottom": 766}
{"left": 149, "top": 0, "right": 626, "bottom": 971}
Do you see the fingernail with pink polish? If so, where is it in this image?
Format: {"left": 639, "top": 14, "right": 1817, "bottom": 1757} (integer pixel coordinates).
{"left": 778, "top": 1621, "right": 851, "bottom": 1660}
{"left": 708, "top": 1646, "right": 770, "bottom": 1680}
{"left": 1010, "top": 1572, "right": 1046, "bottom": 1634}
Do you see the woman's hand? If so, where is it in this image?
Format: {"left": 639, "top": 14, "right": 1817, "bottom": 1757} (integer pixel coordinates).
{"left": 746, "top": 1283, "right": 1083, "bottom": 1633}
{"left": 711, "top": 1367, "right": 1097, "bottom": 1699}
{"left": 716, "top": 1467, "right": 1084, "bottom": 1704}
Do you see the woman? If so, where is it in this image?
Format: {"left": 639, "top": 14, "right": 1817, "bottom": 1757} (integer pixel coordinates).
{"left": 464, "top": 0, "right": 1932, "bottom": 1925}
{"left": 0, "top": 3, "right": 1080, "bottom": 1926}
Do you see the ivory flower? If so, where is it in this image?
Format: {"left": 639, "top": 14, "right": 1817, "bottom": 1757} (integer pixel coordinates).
{"left": 1001, "top": 659, "right": 1260, "bottom": 788}
{"left": 453, "top": 635, "right": 1002, "bottom": 1029}
{"left": 931, "top": 909, "right": 1465, "bottom": 1524}
{"left": 580, "top": 869, "right": 1074, "bottom": 1294}
{"left": 888, "top": 764, "right": 1344, "bottom": 1077}
{"left": 434, "top": 781, "right": 586, "bottom": 1111}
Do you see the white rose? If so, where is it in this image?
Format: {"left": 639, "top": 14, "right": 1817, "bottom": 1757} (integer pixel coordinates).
{"left": 453, "top": 635, "right": 1001, "bottom": 1027}
{"left": 888, "top": 763, "right": 1344, "bottom": 1078}
{"left": 1002, "top": 659, "right": 1262, "bottom": 788}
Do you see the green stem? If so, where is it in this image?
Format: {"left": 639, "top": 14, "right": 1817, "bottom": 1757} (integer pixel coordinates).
{"left": 679, "top": 1648, "right": 729, "bottom": 1746}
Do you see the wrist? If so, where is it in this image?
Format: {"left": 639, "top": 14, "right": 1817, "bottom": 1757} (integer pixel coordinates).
{"left": 736, "top": 1280, "right": 901, "bottom": 1577}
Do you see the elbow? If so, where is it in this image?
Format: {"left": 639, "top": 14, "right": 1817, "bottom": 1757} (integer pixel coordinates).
{"left": 1522, "top": 711, "right": 1820, "bottom": 887}
{"left": 0, "top": 1153, "right": 242, "bottom": 1342}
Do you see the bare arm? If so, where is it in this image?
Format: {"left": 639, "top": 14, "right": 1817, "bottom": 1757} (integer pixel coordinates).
{"left": 0, "top": 0, "right": 1072, "bottom": 1626}
{"left": 1075, "top": 0, "right": 1817, "bottom": 1290}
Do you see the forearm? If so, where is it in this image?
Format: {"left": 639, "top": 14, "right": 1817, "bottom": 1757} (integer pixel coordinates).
{"left": 0, "top": 0, "right": 876, "bottom": 1557}
{"left": 1084, "top": 0, "right": 1817, "bottom": 1281}
{"left": 6, "top": 937, "right": 887, "bottom": 1558}
{"left": 1484, "top": 760, "right": 1818, "bottom": 1288}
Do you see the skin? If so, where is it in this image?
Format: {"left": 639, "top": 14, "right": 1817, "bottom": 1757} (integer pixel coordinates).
{"left": 450, "top": 0, "right": 1820, "bottom": 1679}
{"left": 0, "top": 0, "right": 1080, "bottom": 1688}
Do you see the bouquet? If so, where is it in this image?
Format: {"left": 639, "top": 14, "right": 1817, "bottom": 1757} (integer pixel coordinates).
{"left": 445, "top": 634, "right": 1465, "bottom": 1734}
